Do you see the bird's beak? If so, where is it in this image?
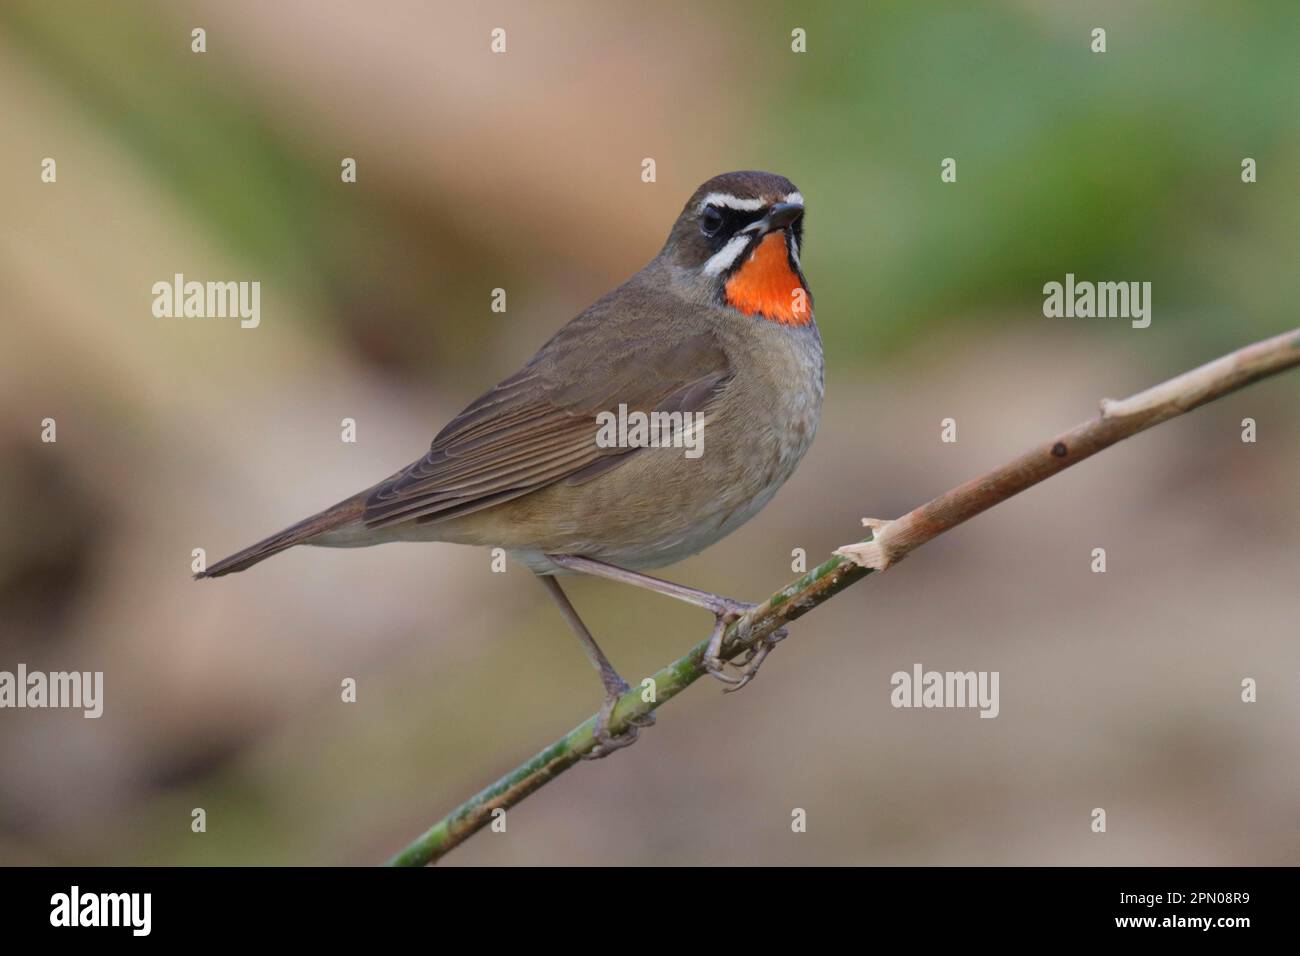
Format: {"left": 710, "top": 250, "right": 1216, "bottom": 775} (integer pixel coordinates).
{"left": 742, "top": 202, "right": 804, "bottom": 237}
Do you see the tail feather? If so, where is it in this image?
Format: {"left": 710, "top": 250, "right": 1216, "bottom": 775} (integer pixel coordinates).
{"left": 195, "top": 495, "right": 365, "bottom": 579}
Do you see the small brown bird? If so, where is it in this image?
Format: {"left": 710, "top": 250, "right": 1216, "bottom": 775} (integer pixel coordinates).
{"left": 198, "top": 170, "right": 823, "bottom": 755}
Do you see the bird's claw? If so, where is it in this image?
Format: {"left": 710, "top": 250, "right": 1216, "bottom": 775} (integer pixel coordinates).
{"left": 701, "top": 602, "right": 784, "bottom": 691}
{"left": 583, "top": 678, "right": 654, "bottom": 760}
{"left": 721, "top": 626, "right": 787, "bottom": 692}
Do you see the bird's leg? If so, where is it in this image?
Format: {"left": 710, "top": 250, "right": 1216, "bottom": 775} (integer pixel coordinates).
{"left": 546, "top": 554, "right": 786, "bottom": 689}
{"left": 536, "top": 574, "right": 654, "bottom": 759}
{"left": 547, "top": 553, "right": 752, "bottom": 615}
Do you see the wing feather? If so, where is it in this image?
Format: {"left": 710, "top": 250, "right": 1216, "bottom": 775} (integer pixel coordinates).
{"left": 363, "top": 319, "right": 732, "bottom": 529}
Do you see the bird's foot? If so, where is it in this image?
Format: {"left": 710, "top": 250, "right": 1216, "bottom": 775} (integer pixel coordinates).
{"left": 701, "top": 601, "right": 787, "bottom": 692}
{"left": 583, "top": 676, "right": 655, "bottom": 760}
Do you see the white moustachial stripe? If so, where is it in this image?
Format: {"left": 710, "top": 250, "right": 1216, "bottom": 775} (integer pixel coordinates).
{"left": 702, "top": 234, "right": 754, "bottom": 276}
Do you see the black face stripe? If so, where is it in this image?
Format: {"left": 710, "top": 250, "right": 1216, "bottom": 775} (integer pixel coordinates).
{"left": 700, "top": 203, "right": 766, "bottom": 252}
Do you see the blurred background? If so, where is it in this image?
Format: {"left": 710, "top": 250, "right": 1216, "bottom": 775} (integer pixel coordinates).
{"left": 2, "top": 0, "right": 1298, "bottom": 865}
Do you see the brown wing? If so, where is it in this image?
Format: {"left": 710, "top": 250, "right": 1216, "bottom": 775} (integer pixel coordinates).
{"left": 363, "top": 304, "right": 732, "bottom": 529}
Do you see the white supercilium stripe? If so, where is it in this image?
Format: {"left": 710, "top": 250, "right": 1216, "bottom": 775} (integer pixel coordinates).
{"left": 698, "top": 192, "right": 767, "bottom": 213}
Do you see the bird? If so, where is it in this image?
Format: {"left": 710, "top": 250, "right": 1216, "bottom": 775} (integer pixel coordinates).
{"left": 197, "top": 170, "right": 823, "bottom": 756}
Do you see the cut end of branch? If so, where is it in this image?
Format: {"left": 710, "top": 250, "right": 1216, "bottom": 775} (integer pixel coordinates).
{"left": 1100, "top": 394, "right": 1150, "bottom": 418}
{"left": 835, "top": 518, "right": 900, "bottom": 571}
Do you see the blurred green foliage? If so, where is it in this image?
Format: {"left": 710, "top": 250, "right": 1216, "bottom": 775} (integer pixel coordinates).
{"left": 762, "top": 1, "right": 1300, "bottom": 362}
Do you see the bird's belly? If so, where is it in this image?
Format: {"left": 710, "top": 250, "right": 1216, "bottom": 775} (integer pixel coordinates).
{"left": 507, "top": 467, "right": 791, "bottom": 576}
{"left": 497, "top": 328, "right": 824, "bottom": 574}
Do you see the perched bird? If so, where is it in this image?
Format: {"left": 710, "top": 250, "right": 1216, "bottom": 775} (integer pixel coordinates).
{"left": 198, "top": 170, "right": 823, "bottom": 755}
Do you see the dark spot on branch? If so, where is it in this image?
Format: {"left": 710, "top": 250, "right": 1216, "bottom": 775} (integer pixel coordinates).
{"left": 1051, "top": 442, "right": 1068, "bottom": 458}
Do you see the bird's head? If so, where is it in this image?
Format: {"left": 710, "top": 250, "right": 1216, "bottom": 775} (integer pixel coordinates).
{"left": 662, "top": 170, "right": 811, "bottom": 326}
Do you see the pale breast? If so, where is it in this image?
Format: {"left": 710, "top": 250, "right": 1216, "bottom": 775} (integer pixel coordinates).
{"left": 701, "top": 319, "right": 824, "bottom": 535}
{"left": 563, "top": 318, "right": 824, "bottom": 570}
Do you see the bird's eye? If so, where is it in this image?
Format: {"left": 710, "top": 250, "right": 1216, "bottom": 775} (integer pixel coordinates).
{"left": 700, "top": 207, "right": 724, "bottom": 237}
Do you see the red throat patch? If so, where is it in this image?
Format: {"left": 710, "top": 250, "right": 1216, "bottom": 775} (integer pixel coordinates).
{"left": 724, "top": 232, "right": 811, "bottom": 326}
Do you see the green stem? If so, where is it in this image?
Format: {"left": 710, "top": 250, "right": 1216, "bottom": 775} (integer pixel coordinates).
{"left": 386, "top": 553, "right": 869, "bottom": 866}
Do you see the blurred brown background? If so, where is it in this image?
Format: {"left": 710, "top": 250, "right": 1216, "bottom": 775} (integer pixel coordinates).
{"left": 1, "top": 0, "right": 1298, "bottom": 865}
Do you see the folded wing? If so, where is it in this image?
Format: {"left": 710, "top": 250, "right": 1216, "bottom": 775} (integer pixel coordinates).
{"left": 363, "top": 316, "right": 732, "bottom": 529}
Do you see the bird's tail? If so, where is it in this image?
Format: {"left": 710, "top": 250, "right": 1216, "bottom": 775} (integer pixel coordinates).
{"left": 194, "top": 495, "right": 365, "bottom": 579}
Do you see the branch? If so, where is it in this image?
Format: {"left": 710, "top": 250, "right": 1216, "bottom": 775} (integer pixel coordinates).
{"left": 386, "top": 326, "right": 1300, "bottom": 867}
